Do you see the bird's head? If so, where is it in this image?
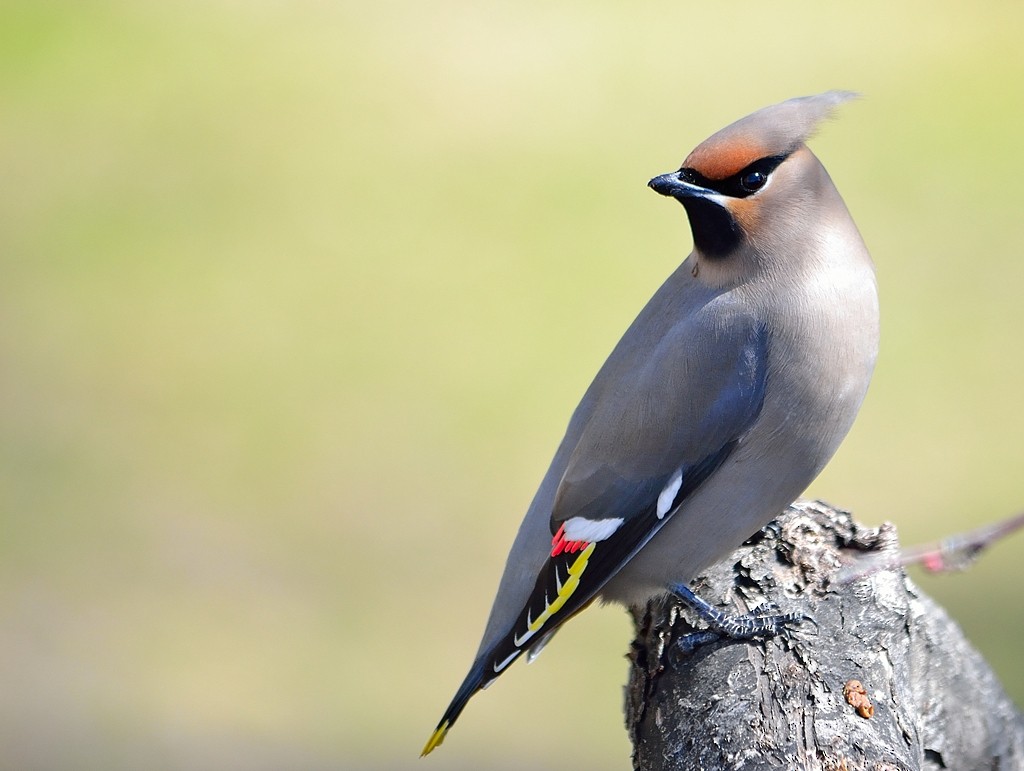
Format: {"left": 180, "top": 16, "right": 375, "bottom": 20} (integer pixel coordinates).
{"left": 649, "top": 91, "right": 858, "bottom": 284}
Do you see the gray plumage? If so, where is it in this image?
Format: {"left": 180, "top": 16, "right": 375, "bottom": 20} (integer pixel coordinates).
{"left": 424, "top": 91, "right": 879, "bottom": 755}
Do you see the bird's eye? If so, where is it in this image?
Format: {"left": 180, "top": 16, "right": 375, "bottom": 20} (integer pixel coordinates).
{"left": 740, "top": 171, "right": 767, "bottom": 192}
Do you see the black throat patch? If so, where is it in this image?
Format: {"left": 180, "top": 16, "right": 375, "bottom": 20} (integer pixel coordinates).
{"left": 682, "top": 196, "right": 742, "bottom": 260}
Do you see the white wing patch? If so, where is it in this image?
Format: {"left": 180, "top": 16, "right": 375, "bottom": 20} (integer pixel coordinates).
{"left": 563, "top": 516, "right": 624, "bottom": 542}
{"left": 657, "top": 469, "right": 684, "bottom": 519}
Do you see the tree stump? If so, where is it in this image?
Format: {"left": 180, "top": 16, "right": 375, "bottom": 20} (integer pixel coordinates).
{"left": 625, "top": 500, "right": 1024, "bottom": 770}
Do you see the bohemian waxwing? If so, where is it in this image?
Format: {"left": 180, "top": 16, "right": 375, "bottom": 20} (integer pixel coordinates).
{"left": 423, "top": 91, "right": 879, "bottom": 755}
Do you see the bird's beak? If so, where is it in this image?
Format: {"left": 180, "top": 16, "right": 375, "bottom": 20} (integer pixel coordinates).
{"left": 648, "top": 172, "right": 713, "bottom": 201}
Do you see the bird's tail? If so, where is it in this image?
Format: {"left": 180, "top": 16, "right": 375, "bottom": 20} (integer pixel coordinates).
{"left": 421, "top": 658, "right": 488, "bottom": 756}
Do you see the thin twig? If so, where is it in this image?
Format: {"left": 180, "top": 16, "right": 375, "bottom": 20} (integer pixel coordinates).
{"left": 834, "top": 510, "right": 1024, "bottom": 585}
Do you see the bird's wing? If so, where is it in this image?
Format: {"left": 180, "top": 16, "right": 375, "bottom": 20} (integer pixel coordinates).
{"left": 422, "top": 306, "right": 769, "bottom": 755}
{"left": 509, "top": 309, "right": 769, "bottom": 653}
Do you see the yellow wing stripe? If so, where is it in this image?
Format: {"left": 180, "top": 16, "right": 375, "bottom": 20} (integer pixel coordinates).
{"left": 421, "top": 720, "right": 450, "bottom": 756}
{"left": 422, "top": 544, "right": 596, "bottom": 756}
{"left": 527, "top": 542, "right": 595, "bottom": 633}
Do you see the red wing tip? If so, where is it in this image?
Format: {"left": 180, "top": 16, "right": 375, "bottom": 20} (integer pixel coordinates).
{"left": 551, "top": 523, "right": 589, "bottom": 557}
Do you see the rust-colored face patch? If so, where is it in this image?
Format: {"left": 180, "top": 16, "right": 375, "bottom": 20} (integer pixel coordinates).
{"left": 723, "top": 195, "right": 760, "bottom": 234}
{"left": 684, "top": 139, "right": 771, "bottom": 181}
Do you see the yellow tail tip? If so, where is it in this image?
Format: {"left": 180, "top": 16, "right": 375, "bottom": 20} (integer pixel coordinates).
{"left": 420, "top": 721, "right": 450, "bottom": 757}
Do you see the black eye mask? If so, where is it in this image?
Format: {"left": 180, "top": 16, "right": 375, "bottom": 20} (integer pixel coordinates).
{"left": 679, "top": 154, "right": 789, "bottom": 199}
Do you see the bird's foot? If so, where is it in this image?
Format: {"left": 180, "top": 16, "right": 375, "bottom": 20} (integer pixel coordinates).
{"left": 668, "top": 583, "right": 807, "bottom": 655}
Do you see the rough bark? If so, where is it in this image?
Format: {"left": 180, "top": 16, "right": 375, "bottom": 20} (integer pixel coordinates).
{"left": 626, "top": 500, "right": 1024, "bottom": 771}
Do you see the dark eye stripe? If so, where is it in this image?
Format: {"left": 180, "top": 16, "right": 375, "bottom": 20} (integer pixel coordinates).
{"left": 681, "top": 154, "right": 789, "bottom": 199}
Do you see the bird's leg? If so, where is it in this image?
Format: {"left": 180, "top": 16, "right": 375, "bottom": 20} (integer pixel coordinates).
{"left": 667, "top": 583, "right": 806, "bottom": 655}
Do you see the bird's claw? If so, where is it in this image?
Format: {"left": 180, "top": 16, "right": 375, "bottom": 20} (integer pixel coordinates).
{"left": 668, "top": 582, "right": 809, "bottom": 656}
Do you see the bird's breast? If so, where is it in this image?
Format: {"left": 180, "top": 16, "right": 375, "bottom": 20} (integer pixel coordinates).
{"left": 759, "top": 247, "right": 879, "bottom": 462}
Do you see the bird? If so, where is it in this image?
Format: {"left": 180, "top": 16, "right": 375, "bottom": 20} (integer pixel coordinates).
{"left": 422, "top": 90, "right": 879, "bottom": 756}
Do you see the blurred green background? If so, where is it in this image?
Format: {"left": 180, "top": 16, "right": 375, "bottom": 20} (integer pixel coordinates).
{"left": 2, "top": 1, "right": 1024, "bottom": 768}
